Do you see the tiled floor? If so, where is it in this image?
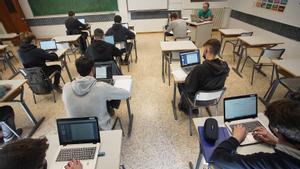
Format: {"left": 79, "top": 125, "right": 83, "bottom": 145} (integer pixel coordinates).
{"left": 0, "top": 32, "right": 288, "bottom": 169}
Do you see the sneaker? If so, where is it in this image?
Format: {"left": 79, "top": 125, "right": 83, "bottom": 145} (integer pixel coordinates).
{"left": 53, "top": 85, "right": 62, "bottom": 94}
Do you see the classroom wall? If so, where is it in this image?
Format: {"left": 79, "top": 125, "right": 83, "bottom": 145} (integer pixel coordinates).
{"left": 227, "top": 0, "right": 300, "bottom": 59}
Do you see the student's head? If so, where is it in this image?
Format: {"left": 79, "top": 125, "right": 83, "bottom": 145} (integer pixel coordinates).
{"left": 203, "top": 39, "right": 221, "bottom": 59}
{"left": 75, "top": 57, "right": 95, "bottom": 77}
{"left": 203, "top": 2, "right": 210, "bottom": 11}
{"left": 170, "top": 13, "right": 178, "bottom": 21}
{"left": 21, "top": 32, "right": 36, "bottom": 45}
{"left": 94, "top": 28, "right": 104, "bottom": 40}
{"left": 68, "top": 11, "right": 75, "bottom": 17}
{"left": 265, "top": 99, "right": 300, "bottom": 148}
{"left": 114, "top": 15, "right": 122, "bottom": 23}
{"left": 0, "top": 137, "right": 49, "bottom": 169}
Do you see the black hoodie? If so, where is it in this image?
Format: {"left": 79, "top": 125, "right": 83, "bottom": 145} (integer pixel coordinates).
{"left": 106, "top": 23, "right": 135, "bottom": 42}
{"left": 184, "top": 58, "right": 230, "bottom": 97}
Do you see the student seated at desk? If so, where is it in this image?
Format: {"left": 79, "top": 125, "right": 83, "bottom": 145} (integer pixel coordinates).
{"left": 65, "top": 11, "right": 89, "bottom": 53}
{"left": 106, "top": 15, "right": 135, "bottom": 65}
{"left": 165, "top": 13, "right": 188, "bottom": 39}
{"left": 211, "top": 99, "right": 300, "bottom": 169}
{"left": 62, "top": 57, "right": 130, "bottom": 130}
{"left": 18, "top": 32, "right": 62, "bottom": 93}
{"left": 85, "top": 28, "right": 123, "bottom": 62}
{"left": 197, "top": 2, "right": 213, "bottom": 21}
{"left": 178, "top": 39, "right": 229, "bottom": 114}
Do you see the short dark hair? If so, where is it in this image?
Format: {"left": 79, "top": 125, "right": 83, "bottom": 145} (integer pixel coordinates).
{"left": 170, "top": 12, "right": 178, "bottom": 19}
{"left": 21, "top": 32, "right": 36, "bottom": 44}
{"left": 203, "top": 39, "right": 221, "bottom": 56}
{"left": 204, "top": 2, "right": 210, "bottom": 8}
{"left": 94, "top": 28, "right": 104, "bottom": 39}
{"left": 75, "top": 57, "right": 95, "bottom": 76}
{"left": 0, "top": 138, "right": 49, "bottom": 169}
{"left": 114, "top": 15, "right": 122, "bottom": 23}
{"left": 68, "top": 11, "right": 75, "bottom": 16}
{"left": 265, "top": 99, "right": 300, "bottom": 144}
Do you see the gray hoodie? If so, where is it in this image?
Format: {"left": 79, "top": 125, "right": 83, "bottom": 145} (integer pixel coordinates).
{"left": 62, "top": 76, "right": 130, "bottom": 130}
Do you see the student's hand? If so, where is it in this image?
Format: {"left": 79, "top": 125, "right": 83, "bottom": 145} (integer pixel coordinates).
{"left": 64, "top": 160, "right": 83, "bottom": 169}
{"left": 232, "top": 124, "right": 248, "bottom": 143}
{"left": 253, "top": 127, "right": 278, "bottom": 146}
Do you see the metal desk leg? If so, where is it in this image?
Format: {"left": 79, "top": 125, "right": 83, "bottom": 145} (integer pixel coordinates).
{"left": 134, "top": 38, "right": 138, "bottom": 63}
{"left": 126, "top": 99, "right": 133, "bottom": 136}
{"left": 171, "top": 82, "right": 178, "bottom": 120}
{"left": 4, "top": 52, "right": 18, "bottom": 78}
{"left": 162, "top": 52, "right": 165, "bottom": 83}
{"left": 62, "top": 54, "right": 73, "bottom": 81}
{"left": 168, "top": 57, "right": 171, "bottom": 86}
{"left": 189, "top": 146, "right": 205, "bottom": 169}
{"left": 259, "top": 79, "right": 280, "bottom": 105}
{"left": 232, "top": 46, "right": 245, "bottom": 78}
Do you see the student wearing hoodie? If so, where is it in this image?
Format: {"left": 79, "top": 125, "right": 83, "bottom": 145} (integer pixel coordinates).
{"left": 106, "top": 15, "right": 135, "bottom": 64}
{"left": 18, "top": 32, "right": 62, "bottom": 93}
{"left": 178, "top": 39, "right": 229, "bottom": 114}
{"left": 210, "top": 99, "right": 300, "bottom": 169}
{"left": 85, "top": 28, "right": 123, "bottom": 62}
{"left": 62, "top": 57, "right": 130, "bottom": 130}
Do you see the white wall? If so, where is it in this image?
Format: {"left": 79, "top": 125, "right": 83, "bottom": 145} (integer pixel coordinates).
{"left": 228, "top": 0, "right": 300, "bottom": 59}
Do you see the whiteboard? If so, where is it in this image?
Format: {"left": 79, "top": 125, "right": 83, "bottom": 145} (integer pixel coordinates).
{"left": 127, "top": 0, "right": 168, "bottom": 11}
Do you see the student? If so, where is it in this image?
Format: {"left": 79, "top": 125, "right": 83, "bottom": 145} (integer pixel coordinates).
{"left": 165, "top": 13, "right": 188, "bottom": 39}
{"left": 106, "top": 15, "right": 135, "bottom": 64}
{"left": 18, "top": 32, "right": 62, "bottom": 93}
{"left": 178, "top": 39, "right": 229, "bottom": 114}
{"left": 65, "top": 11, "right": 89, "bottom": 53}
{"left": 62, "top": 57, "right": 130, "bottom": 130}
{"left": 0, "top": 105, "right": 22, "bottom": 143}
{"left": 211, "top": 99, "right": 300, "bottom": 169}
{"left": 198, "top": 2, "right": 213, "bottom": 21}
{"left": 85, "top": 28, "right": 123, "bottom": 62}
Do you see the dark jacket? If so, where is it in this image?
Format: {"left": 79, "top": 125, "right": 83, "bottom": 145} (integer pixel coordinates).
{"left": 85, "top": 40, "right": 123, "bottom": 62}
{"left": 65, "top": 17, "right": 88, "bottom": 35}
{"left": 210, "top": 137, "right": 300, "bottom": 169}
{"left": 106, "top": 23, "right": 135, "bottom": 42}
{"left": 18, "top": 43, "right": 58, "bottom": 69}
{"left": 184, "top": 58, "right": 229, "bottom": 97}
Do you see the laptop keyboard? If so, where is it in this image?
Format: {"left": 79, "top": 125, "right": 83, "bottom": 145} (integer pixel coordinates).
{"left": 230, "top": 121, "right": 262, "bottom": 132}
{"left": 183, "top": 66, "right": 194, "bottom": 73}
{"left": 56, "top": 147, "right": 96, "bottom": 162}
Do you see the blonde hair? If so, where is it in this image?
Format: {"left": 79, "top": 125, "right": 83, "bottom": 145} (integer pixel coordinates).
{"left": 21, "top": 32, "right": 36, "bottom": 44}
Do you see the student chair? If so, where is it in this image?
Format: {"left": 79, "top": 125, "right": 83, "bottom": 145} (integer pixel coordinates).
{"left": 19, "top": 67, "right": 65, "bottom": 104}
{"left": 0, "top": 120, "right": 21, "bottom": 140}
{"left": 182, "top": 88, "right": 226, "bottom": 136}
{"left": 240, "top": 48, "right": 285, "bottom": 85}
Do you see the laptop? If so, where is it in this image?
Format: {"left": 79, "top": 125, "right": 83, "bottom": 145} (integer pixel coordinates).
{"left": 50, "top": 117, "right": 101, "bottom": 169}
{"left": 39, "top": 40, "right": 57, "bottom": 52}
{"left": 121, "top": 23, "right": 129, "bottom": 29}
{"left": 95, "top": 63, "right": 114, "bottom": 84}
{"left": 78, "top": 18, "right": 86, "bottom": 24}
{"left": 191, "top": 14, "right": 204, "bottom": 23}
{"left": 179, "top": 50, "right": 201, "bottom": 74}
{"left": 224, "top": 94, "right": 266, "bottom": 146}
{"left": 104, "top": 35, "right": 115, "bottom": 45}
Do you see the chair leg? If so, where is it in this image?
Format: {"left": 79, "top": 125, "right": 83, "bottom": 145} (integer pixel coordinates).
{"left": 221, "top": 41, "right": 228, "bottom": 54}
{"left": 52, "top": 90, "right": 56, "bottom": 103}
{"left": 188, "top": 106, "right": 193, "bottom": 136}
{"left": 240, "top": 57, "right": 248, "bottom": 73}
{"left": 120, "top": 165, "right": 126, "bottom": 169}
{"left": 251, "top": 65, "right": 256, "bottom": 85}
{"left": 32, "top": 92, "right": 37, "bottom": 104}
{"left": 61, "top": 75, "right": 66, "bottom": 84}
{"left": 270, "top": 65, "right": 275, "bottom": 86}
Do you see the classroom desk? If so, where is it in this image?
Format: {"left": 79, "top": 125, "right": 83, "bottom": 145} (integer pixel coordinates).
{"left": 0, "top": 45, "right": 18, "bottom": 79}
{"left": 53, "top": 35, "right": 81, "bottom": 56}
{"left": 113, "top": 75, "right": 134, "bottom": 136}
{"left": 259, "top": 59, "right": 300, "bottom": 105}
{"left": 0, "top": 33, "right": 20, "bottom": 46}
{"left": 46, "top": 130, "right": 122, "bottom": 169}
{"left": 190, "top": 114, "right": 274, "bottom": 169}
{"left": 232, "top": 36, "right": 284, "bottom": 77}
{"left": 160, "top": 41, "right": 197, "bottom": 85}
{"left": 0, "top": 80, "right": 45, "bottom": 137}
{"left": 186, "top": 21, "right": 213, "bottom": 48}
{"left": 218, "top": 28, "right": 250, "bottom": 50}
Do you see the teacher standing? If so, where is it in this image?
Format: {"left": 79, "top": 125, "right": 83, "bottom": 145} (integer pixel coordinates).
{"left": 198, "top": 2, "right": 213, "bottom": 21}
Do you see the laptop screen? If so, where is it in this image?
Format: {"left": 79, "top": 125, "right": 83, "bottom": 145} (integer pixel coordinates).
{"left": 104, "top": 36, "right": 114, "bottom": 45}
{"left": 95, "top": 64, "right": 112, "bottom": 80}
{"left": 180, "top": 50, "right": 200, "bottom": 67}
{"left": 224, "top": 94, "right": 258, "bottom": 122}
{"left": 122, "top": 23, "right": 129, "bottom": 29}
{"left": 78, "top": 18, "right": 86, "bottom": 24}
{"left": 40, "top": 40, "right": 57, "bottom": 51}
{"left": 57, "top": 117, "right": 100, "bottom": 145}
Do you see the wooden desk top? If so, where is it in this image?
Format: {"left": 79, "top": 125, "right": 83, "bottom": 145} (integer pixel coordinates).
{"left": 160, "top": 41, "right": 198, "bottom": 52}
{"left": 0, "top": 80, "right": 27, "bottom": 102}
{"left": 0, "top": 33, "right": 19, "bottom": 40}
{"left": 239, "top": 36, "right": 284, "bottom": 47}
{"left": 219, "top": 29, "right": 249, "bottom": 36}
{"left": 186, "top": 21, "right": 213, "bottom": 26}
{"left": 53, "top": 35, "right": 81, "bottom": 43}
{"left": 272, "top": 59, "right": 300, "bottom": 77}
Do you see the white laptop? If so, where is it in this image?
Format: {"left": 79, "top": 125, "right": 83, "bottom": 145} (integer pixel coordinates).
{"left": 104, "top": 35, "right": 115, "bottom": 45}
{"left": 179, "top": 50, "right": 201, "bottom": 74}
{"left": 39, "top": 40, "right": 57, "bottom": 52}
{"left": 224, "top": 94, "right": 266, "bottom": 146}
{"left": 50, "top": 117, "right": 101, "bottom": 169}
{"left": 78, "top": 18, "right": 86, "bottom": 24}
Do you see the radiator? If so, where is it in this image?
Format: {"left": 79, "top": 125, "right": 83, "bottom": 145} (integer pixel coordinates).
{"left": 192, "top": 8, "right": 225, "bottom": 29}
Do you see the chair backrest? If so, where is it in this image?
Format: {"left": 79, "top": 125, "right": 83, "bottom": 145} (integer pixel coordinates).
{"left": 261, "top": 48, "right": 285, "bottom": 60}
{"left": 20, "top": 67, "right": 53, "bottom": 95}
{"left": 95, "top": 61, "right": 123, "bottom": 75}
{"left": 193, "top": 88, "right": 226, "bottom": 107}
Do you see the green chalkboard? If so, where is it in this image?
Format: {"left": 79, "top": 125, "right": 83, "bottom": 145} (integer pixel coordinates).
{"left": 28, "top": 0, "right": 118, "bottom": 16}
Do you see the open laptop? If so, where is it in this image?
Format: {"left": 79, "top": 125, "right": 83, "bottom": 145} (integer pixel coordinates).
{"left": 104, "top": 35, "right": 115, "bottom": 45}
{"left": 78, "top": 18, "right": 86, "bottom": 24}
{"left": 179, "top": 50, "right": 200, "bottom": 74}
{"left": 121, "top": 23, "right": 129, "bottom": 29}
{"left": 50, "top": 117, "right": 101, "bottom": 169}
{"left": 39, "top": 40, "right": 57, "bottom": 52}
{"left": 224, "top": 94, "right": 266, "bottom": 146}
{"left": 191, "top": 14, "right": 204, "bottom": 23}
{"left": 95, "top": 63, "right": 114, "bottom": 84}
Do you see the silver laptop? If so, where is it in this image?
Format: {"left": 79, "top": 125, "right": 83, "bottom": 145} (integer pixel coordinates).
{"left": 121, "top": 23, "right": 129, "bottom": 29}
{"left": 179, "top": 50, "right": 200, "bottom": 74}
{"left": 40, "top": 40, "right": 57, "bottom": 52}
{"left": 95, "top": 63, "right": 114, "bottom": 84}
{"left": 104, "top": 35, "right": 115, "bottom": 45}
{"left": 78, "top": 18, "right": 86, "bottom": 24}
{"left": 224, "top": 94, "right": 266, "bottom": 146}
{"left": 50, "top": 117, "right": 101, "bottom": 169}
